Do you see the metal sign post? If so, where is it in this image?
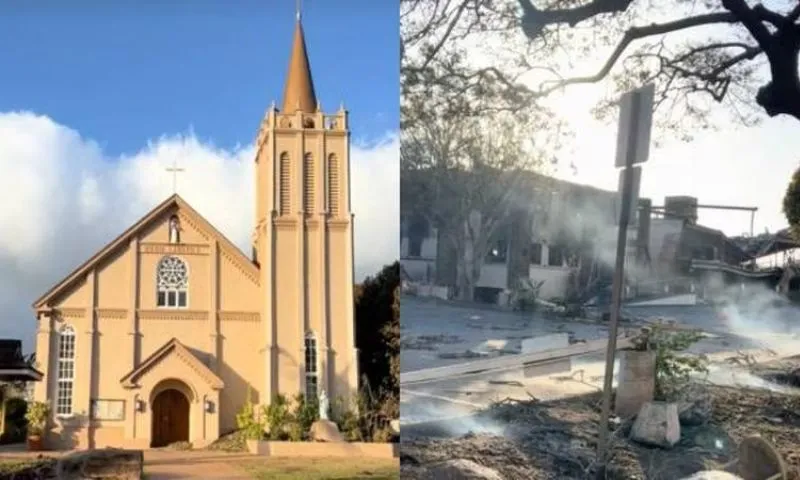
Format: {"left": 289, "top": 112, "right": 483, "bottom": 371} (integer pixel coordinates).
{"left": 595, "top": 84, "right": 654, "bottom": 477}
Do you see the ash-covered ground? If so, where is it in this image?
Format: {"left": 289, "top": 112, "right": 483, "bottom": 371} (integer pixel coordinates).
{"left": 400, "top": 295, "right": 800, "bottom": 426}
{"left": 400, "top": 294, "right": 800, "bottom": 479}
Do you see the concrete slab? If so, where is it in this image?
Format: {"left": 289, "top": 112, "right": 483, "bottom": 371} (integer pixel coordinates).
{"left": 521, "top": 333, "right": 569, "bottom": 354}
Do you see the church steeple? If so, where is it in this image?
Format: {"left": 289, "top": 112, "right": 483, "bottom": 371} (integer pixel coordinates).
{"left": 281, "top": 13, "right": 317, "bottom": 113}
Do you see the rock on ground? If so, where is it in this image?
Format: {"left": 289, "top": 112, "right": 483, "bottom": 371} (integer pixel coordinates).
{"left": 630, "top": 401, "right": 681, "bottom": 448}
{"left": 678, "top": 472, "right": 743, "bottom": 480}
{"left": 670, "top": 382, "right": 713, "bottom": 426}
{"left": 421, "top": 459, "right": 504, "bottom": 480}
{"left": 310, "top": 419, "right": 344, "bottom": 442}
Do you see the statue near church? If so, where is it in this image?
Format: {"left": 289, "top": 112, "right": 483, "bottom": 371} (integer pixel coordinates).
{"left": 168, "top": 216, "right": 180, "bottom": 244}
{"left": 319, "top": 389, "right": 329, "bottom": 420}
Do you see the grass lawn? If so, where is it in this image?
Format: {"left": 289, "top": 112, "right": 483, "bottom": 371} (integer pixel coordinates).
{"left": 240, "top": 456, "right": 399, "bottom": 480}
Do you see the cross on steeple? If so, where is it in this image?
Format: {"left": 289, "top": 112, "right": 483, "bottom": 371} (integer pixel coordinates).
{"left": 296, "top": 0, "right": 301, "bottom": 20}
{"left": 166, "top": 158, "right": 185, "bottom": 194}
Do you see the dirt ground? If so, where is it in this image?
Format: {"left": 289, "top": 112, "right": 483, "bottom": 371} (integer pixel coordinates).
{"left": 401, "top": 380, "right": 800, "bottom": 480}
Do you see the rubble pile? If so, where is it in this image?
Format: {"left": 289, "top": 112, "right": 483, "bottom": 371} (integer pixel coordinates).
{"left": 401, "top": 384, "right": 800, "bottom": 480}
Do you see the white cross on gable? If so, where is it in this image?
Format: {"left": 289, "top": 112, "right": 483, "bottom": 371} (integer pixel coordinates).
{"left": 165, "top": 158, "right": 185, "bottom": 194}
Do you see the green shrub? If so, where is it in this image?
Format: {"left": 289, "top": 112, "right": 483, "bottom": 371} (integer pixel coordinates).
{"left": 2, "top": 398, "right": 27, "bottom": 444}
{"left": 331, "top": 380, "right": 396, "bottom": 443}
{"left": 632, "top": 325, "right": 709, "bottom": 399}
{"left": 262, "top": 394, "right": 290, "bottom": 440}
{"left": 286, "top": 394, "right": 319, "bottom": 441}
{"left": 332, "top": 396, "right": 363, "bottom": 441}
{"left": 286, "top": 420, "right": 304, "bottom": 441}
{"left": 509, "top": 278, "right": 543, "bottom": 312}
{"left": 24, "top": 401, "right": 48, "bottom": 437}
{"left": 235, "top": 388, "right": 264, "bottom": 441}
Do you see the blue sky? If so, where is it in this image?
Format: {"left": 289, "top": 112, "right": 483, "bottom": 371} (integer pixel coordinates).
{"left": 0, "top": 1, "right": 400, "bottom": 346}
{"left": 0, "top": 0, "right": 399, "bottom": 155}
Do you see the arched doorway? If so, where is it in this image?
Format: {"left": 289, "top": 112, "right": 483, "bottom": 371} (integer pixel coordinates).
{"left": 151, "top": 388, "right": 190, "bottom": 447}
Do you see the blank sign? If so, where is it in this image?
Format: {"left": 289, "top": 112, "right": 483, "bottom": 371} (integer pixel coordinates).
{"left": 615, "top": 84, "right": 655, "bottom": 168}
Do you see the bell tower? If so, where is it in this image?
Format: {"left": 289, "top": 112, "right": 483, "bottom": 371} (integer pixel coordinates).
{"left": 252, "top": 13, "right": 358, "bottom": 406}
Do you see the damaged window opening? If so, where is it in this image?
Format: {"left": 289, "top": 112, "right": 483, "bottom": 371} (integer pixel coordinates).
{"left": 548, "top": 244, "right": 565, "bottom": 267}
{"left": 407, "top": 216, "right": 429, "bottom": 257}
{"left": 486, "top": 238, "right": 508, "bottom": 264}
{"left": 530, "top": 242, "right": 543, "bottom": 265}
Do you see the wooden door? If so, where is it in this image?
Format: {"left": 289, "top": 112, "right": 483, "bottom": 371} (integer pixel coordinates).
{"left": 151, "top": 389, "right": 189, "bottom": 447}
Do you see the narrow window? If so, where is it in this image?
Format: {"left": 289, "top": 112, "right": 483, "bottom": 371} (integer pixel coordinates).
{"left": 304, "top": 333, "right": 318, "bottom": 401}
{"left": 530, "top": 243, "right": 543, "bottom": 265}
{"left": 407, "top": 216, "right": 429, "bottom": 258}
{"left": 303, "top": 153, "right": 315, "bottom": 213}
{"left": 279, "top": 152, "right": 291, "bottom": 216}
{"left": 548, "top": 245, "right": 565, "bottom": 267}
{"left": 156, "top": 256, "right": 189, "bottom": 308}
{"left": 327, "top": 154, "right": 339, "bottom": 216}
{"left": 56, "top": 325, "right": 75, "bottom": 416}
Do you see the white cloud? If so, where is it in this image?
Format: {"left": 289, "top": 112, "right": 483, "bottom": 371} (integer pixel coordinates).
{"left": 0, "top": 111, "right": 399, "bottom": 350}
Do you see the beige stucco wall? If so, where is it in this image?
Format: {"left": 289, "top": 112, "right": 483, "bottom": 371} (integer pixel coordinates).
{"left": 254, "top": 109, "right": 358, "bottom": 411}
{"left": 34, "top": 205, "right": 262, "bottom": 449}
{"left": 34, "top": 88, "right": 359, "bottom": 451}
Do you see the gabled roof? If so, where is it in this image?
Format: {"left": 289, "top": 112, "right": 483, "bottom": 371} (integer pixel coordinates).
{"left": 120, "top": 337, "right": 224, "bottom": 390}
{"left": 33, "top": 194, "right": 258, "bottom": 310}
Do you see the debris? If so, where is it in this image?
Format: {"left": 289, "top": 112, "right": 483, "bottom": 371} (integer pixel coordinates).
{"left": 669, "top": 382, "right": 713, "bottom": 426}
{"left": 401, "top": 386, "right": 800, "bottom": 480}
{"left": 438, "top": 351, "right": 485, "bottom": 360}
{"left": 488, "top": 380, "right": 524, "bottom": 387}
{"left": 472, "top": 339, "right": 517, "bottom": 356}
{"left": 402, "top": 334, "right": 462, "bottom": 351}
{"left": 630, "top": 401, "right": 681, "bottom": 449}
{"left": 678, "top": 472, "right": 743, "bottom": 480}
{"left": 421, "top": 459, "right": 505, "bottom": 480}
{"left": 721, "top": 435, "right": 789, "bottom": 480}
{"left": 725, "top": 351, "right": 758, "bottom": 367}
{"left": 521, "top": 333, "right": 568, "bottom": 355}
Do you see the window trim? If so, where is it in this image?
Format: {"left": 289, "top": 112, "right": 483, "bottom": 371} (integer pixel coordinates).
{"left": 304, "top": 332, "right": 319, "bottom": 401}
{"left": 55, "top": 324, "right": 76, "bottom": 418}
{"left": 155, "top": 255, "right": 190, "bottom": 309}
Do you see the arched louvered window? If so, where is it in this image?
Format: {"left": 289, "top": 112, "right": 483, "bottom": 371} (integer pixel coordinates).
{"left": 304, "top": 332, "right": 318, "bottom": 400}
{"left": 56, "top": 324, "right": 76, "bottom": 416}
{"left": 327, "top": 153, "right": 339, "bottom": 216}
{"left": 303, "top": 153, "right": 315, "bottom": 213}
{"left": 279, "top": 152, "right": 291, "bottom": 216}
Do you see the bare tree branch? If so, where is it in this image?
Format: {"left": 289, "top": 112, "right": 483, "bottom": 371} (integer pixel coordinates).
{"left": 536, "top": 12, "right": 741, "bottom": 93}
{"left": 518, "top": 0, "right": 636, "bottom": 35}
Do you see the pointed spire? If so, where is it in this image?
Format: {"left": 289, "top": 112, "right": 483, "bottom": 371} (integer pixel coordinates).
{"left": 281, "top": 12, "right": 317, "bottom": 113}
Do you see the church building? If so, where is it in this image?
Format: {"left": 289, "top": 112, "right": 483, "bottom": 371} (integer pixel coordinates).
{"left": 31, "top": 16, "right": 358, "bottom": 449}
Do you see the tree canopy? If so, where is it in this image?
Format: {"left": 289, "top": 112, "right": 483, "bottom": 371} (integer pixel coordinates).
{"left": 354, "top": 262, "right": 400, "bottom": 415}
{"left": 783, "top": 165, "right": 800, "bottom": 239}
{"left": 402, "top": 101, "right": 555, "bottom": 299}
{"left": 402, "top": 0, "right": 800, "bottom": 130}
